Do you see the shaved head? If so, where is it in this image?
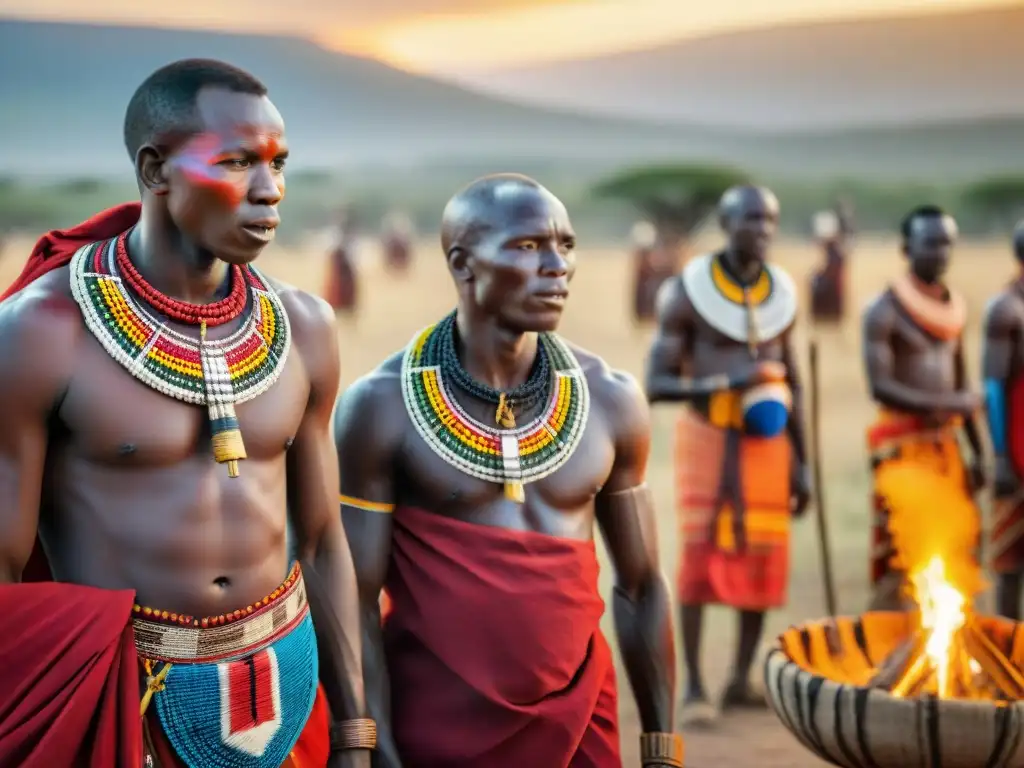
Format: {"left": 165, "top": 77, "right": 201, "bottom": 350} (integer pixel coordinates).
{"left": 716, "top": 184, "right": 779, "bottom": 263}
{"left": 1014, "top": 219, "right": 1024, "bottom": 261}
{"left": 718, "top": 184, "right": 778, "bottom": 225}
{"left": 440, "top": 173, "right": 562, "bottom": 256}
{"left": 439, "top": 173, "right": 575, "bottom": 333}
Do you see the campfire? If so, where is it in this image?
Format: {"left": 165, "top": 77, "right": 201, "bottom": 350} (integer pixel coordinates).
{"left": 867, "top": 555, "right": 1024, "bottom": 700}
{"left": 864, "top": 461, "right": 1024, "bottom": 700}
{"left": 764, "top": 463, "right": 1024, "bottom": 768}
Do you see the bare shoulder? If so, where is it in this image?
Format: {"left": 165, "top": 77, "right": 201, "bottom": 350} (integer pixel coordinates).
{"left": 653, "top": 273, "right": 693, "bottom": 328}
{"left": 569, "top": 342, "right": 650, "bottom": 436}
{"left": 862, "top": 289, "right": 897, "bottom": 335}
{"left": 266, "top": 277, "right": 339, "bottom": 402}
{"left": 0, "top": 267, "right": 80, "bottom": 396}
{"left": 983, "top": 289, "right": 1024, "bottom": 335}
{"left": 268, "top": 277, "right": 336, "bottom": 348}
{"left": 332, "top": 351, "right": 406, "bottom": 448}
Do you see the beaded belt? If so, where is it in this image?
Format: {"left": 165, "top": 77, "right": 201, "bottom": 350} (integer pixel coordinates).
{"left": 133, "top": 562, "right": 307, "bottom": 664}
{"left": 136, "top": 564, "right": 320, "bottom": 768}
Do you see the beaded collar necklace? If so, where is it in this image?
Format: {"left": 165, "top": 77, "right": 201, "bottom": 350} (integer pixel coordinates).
{"left": 439, "top": 312, "right": 551, "bottom": 414}
{"left": 70, "top": 231, "right": 291, "bottom": 477}
{"left": 401, "top": 311, "right": 589, "bottom": 502}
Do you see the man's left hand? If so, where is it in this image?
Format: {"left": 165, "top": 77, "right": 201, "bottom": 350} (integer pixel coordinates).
{"left": 790, "top": 462, "right": 812, "bottom": 518}
{"left": 329, "top": 750, "right": 372, "bottom": 768}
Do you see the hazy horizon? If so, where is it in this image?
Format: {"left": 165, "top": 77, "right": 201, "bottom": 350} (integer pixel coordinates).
{"left": 0, "top": 0, "right": 1017, "bottom": 75}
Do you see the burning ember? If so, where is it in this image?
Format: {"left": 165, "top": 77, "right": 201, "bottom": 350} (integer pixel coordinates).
{"left": 868, "top": 463, "right": 1024, "bottom": 700}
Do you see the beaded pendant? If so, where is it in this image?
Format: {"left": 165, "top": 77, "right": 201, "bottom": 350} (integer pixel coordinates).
{"left": 401, "top": 320, "right": 590, "bottom": 495}
{"left": 70, "top": 236, "right": 291, "bottom": 477}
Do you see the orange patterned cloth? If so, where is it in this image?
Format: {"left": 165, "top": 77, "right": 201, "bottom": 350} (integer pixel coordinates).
{"left": 867, "top": 409, "right": 976, "bottom": 587}
{"left": 675, "top": 406, "right": 792, "bottom": 610}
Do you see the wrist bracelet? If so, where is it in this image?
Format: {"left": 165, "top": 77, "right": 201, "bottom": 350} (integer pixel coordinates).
{"left": 640, "top": 731, "right": 684, "bottom": 767}
{"left": 329, "top": 718, "right": 377, "bottom": 752}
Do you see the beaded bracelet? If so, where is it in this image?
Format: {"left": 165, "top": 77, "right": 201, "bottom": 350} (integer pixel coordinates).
{"left": 329, "top": 718, "right": 377, "bottom": 752}
{"left": 639, "top": 732, "right": 684, "bottom": 767}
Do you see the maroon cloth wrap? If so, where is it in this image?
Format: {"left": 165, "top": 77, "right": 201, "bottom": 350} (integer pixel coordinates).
{"left": 383, "top": 506, "right": 621, "bottom": 767}
{"left": 0, "top": 582, "right": 142, "bottom": 767}
{"left": 1, "top": 203, "right": 142, "bottom": 583}
{"left": 1, "top": 203, "right": 141, "bottom": 303}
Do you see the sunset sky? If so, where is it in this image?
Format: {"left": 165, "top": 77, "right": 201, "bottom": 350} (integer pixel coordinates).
{"left": 0, "top": 0, "right": 1017, "bottom": 73}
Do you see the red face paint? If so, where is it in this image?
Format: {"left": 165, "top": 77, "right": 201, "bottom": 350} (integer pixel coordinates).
{"left": 174, "top": 132, "right": 245, "bottom": 207}
{"left": 171, "top": 130, "right": 285, "bottom": 209}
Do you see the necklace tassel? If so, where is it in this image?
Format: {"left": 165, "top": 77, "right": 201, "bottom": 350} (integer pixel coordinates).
{"left": 210, "top": 412, "right": 246, "bottom": 477}
{"left": 200, "top": 321, "right": 248, "bottom": 477}
{"left": 504, "top": 480, "right": 525, "bottom": 503}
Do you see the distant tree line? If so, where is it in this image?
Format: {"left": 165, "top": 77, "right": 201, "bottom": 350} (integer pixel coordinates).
{"left": 3, "top": 165, "right": 1024, "bottom": 244}
{"left": 591, "top": 164, "right": 1024, "bottom": 244}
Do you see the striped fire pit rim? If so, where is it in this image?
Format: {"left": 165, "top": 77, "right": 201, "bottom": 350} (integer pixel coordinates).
{"left": 763, "top": 611, "right": 1024, "bottom": 768}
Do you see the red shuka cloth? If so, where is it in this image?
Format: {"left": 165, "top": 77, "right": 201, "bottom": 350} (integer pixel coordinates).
{"left": 0, "top": 582, "right": 141, "bottom": 767}
{"left": 1, "top": 203, "right": 141, "bottom": 303}
{"left": 383, "top": 506, "right": 621, "bottom": 767}
{"left": 2, "top": 203, "right": 142, "bottom": 584}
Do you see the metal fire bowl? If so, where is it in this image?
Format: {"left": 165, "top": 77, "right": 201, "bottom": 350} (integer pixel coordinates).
{"left": 763, "top": 611, "right": 1024, "bottom": 768}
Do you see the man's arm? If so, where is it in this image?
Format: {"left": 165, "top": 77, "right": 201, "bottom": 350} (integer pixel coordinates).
{"left": 955, "top": 338, "right": 985, "bottom": 465}
{"left": 862, "top": 295, "right": 973, "bottom": 414}
{"left": 982, "top": 297, "right": 1021, "bottom": 494}
{"left": 645, "top": 277, "right": 732, "bottom": 403}
{"left": 982, "top": 297, "right": 1018, "bottom": 459}
{"left": 780, "top": 327, "right": 808, "bottom": 467}
{"left": 333, "top": 364, "right": 405, "bottom": 768}
{"left": 593, "top": 370, "right": 677, "bottom": 757}
{"left": 0, "top": 285, "right": 76, "bottom": 582}
{"left": 284, "top": 294, "right": 367, "bottom": 764}
{"left": 780, "top": 326, "right": 812, "bottom": 515}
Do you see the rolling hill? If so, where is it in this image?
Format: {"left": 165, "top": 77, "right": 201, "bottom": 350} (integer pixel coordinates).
{"left": 0, "top": 19, "right": 731, "bottom": 177}
{"left": 460, "top": 4, "right": 1024, "bottom": 131}
{"left": 0, "top": 18, "right": 1022, "bottom": 181}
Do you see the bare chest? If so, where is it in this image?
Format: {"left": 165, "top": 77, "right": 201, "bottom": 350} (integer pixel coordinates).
{"left": 889, "top": 312, "right": 959, "bottom": 389}
{"left": 58, "top": 332, "right": 308, "bottom": 467}
{"left": 688, "top": 320, "right": 785, "bottom": 377}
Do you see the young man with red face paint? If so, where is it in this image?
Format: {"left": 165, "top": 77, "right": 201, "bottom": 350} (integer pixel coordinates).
{"left": 0, "top": 59, "right": 370, "bottom": 768}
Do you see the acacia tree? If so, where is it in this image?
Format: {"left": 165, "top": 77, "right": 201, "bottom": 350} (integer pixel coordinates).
{"left": 591, "top": 163, "right": 749, "bottom": 249}
{"left": 962, "top": 176, "right": 1024, "bottom": 232}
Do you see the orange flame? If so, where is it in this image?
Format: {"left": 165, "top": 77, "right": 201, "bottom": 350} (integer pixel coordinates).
{"left": 874, "top": 461, "right": 985, "bottom": 698}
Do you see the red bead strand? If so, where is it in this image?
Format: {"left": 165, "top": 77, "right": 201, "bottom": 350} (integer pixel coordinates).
{"left": 115, "top": 232, "right": 249, "bottom": 326}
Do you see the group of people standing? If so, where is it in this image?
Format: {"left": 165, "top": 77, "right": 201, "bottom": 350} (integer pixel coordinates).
{"left": 322, "top": 210, "right": 414, "bottom": 320}
{"left": 0, "top": 55, "right": 1019, "bottom": 768}
{"left": 644, "top": 192, "right": 1024, "bottom": 729}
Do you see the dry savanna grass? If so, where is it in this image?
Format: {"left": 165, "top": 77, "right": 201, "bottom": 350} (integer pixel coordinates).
{"left": 2, "top": 231, "right": 1014, "bottom": 767}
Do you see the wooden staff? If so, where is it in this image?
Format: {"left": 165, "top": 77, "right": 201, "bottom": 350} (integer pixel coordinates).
{"left": 809, "top": 339, "right": 838, "bottom": 616}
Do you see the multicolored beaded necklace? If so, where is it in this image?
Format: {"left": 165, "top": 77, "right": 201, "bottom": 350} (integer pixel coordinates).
{"left": 712, "top": 252, "right": 771, "bottom": 358}
{"left": 70, "top": 231, "right": 291, "bottom": 477}
{"left": 401, "top": 311, "right": 589, "bottom": 501}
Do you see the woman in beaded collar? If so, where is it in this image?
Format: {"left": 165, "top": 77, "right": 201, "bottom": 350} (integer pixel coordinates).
{"left": 335, "top": 174, "right": 682, "bottom": 767}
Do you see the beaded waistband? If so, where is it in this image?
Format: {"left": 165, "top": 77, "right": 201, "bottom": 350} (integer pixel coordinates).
{"left": 132, "top": 563, "right": 308, "bottom": 664}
